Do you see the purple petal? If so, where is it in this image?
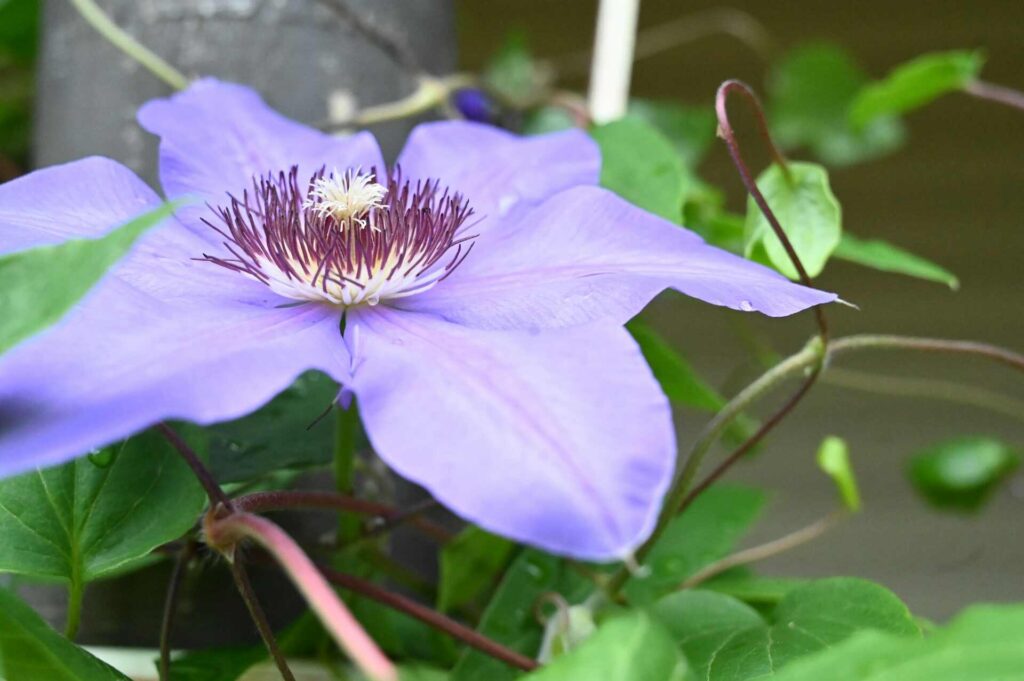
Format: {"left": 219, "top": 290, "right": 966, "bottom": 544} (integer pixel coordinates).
{"left": 137, "top": 78, "right": 384, "bottom": 242}
{"left": 396, "top": 121, "right": 600, "bottom": 234}
{"left": 399, "top": 186, "right": 837, "bottom": 329}
{"left": 0, "top": 273, "right": 349, "bottom": 477}
{"left": 0, "top": 157, "right": 163, "bottom": 255}
{"left": 346, "top": 306, "right": 675, "bottom": 560}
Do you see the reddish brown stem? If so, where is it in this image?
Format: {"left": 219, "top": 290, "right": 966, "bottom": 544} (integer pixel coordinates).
{"left": 318, "top": 565, "right": 539, "bottom": 672}
{"left": 679, "top": 368, "right": 821, "bottom": 514}
{"left": 233, "top": 490, "right": 453, "bottom": 543}
{"left": 715, "top": 79, "right": 829, "bottom": 342}
{"left": 157, "top": 423, "right": 232, "bottom": 509}
{"left": 159, "top": 539, "right": 196, "bottom": 681}
{"left": 230, "top": 559, "right": 297, "bottom": 681}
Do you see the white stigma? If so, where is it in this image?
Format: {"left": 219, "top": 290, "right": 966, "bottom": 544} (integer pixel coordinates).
{"left": 303, "top": 168, "right": 387, "bottom": 229}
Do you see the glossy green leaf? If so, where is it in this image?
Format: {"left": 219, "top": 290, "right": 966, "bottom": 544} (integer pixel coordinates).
{"left": 0, "top": 428, "right": 206, "bottom": 587}
{"left": 834, "top": 232, "right": 959, "bottom": 289}
{"left": 627, "top": 99, "right": 716, "bottom": 168}
{"left": 744, "top": 162, "right": 841, "bottom": 279}
{"left": 817, "top": 436, "right": 861, "bottom": 512}
{"left": 768, "top": 42, "right": 904, "bottom": 166}
{"left": 451, "top": 550, "right": 589, "bottom": 681}
{"left": 207, "top": 370, "right": 342, "bottom": 483}
{"left": 770, "top": 604, "right": 1024, "bottom": 681}
{"left": 907, "top": 436, "right": 1019, "bottom": 512}
{"left": 0, "top": 201, "right": 177, "bottom": 355}
{"left": 625, "top": 485, "right": 767, "bottom": 604}
{"left": 652, "top": 578, "right": 919, "bottom": 680}
{"left": 523, "top": 612, "right": 687, "bottom": 681}
{"left": 0, "top": 587, "right": 130, "bottom": 680}
{"left": 850, "top": 50, "right": 985, "bottom": 127}
{"left": 592, "top": 117, "right": 688, "bottom": 223}
{"left": 438, "top": 526, "right": 516, "bottom": 614}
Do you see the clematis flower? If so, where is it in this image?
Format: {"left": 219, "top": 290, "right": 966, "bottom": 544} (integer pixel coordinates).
{"left": 0, "top": 80, "right": 834, "bottom": 560}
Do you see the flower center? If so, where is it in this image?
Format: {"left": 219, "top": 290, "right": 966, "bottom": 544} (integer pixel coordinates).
{"left": 200, "top": 167, "right": 476, "bottom": 307}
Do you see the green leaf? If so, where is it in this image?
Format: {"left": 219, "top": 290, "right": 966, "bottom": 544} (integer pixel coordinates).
{"left": 627, "top": 99, "right": 716, "bottom": 168}
{"left": 625, "top": 485, "right": 767, "bottom": 605}
{"left": 817, "top": 436, "right": 861, "bottom": 512}
{"left": 207, "top": 370, "right": 342, "bottom": 483}
{"left": 834, "top": 232, "right": 959, "bottom": 289}
{"left": 483, "top": 31, "right": 551, "bottom": 107}
{"left": 628, "top": 320, "right": 726, "bottom": 411}
{"left": 850, "top": 50, "right": 985, "bottom": 127}
{"left": 744, "top": 161, "right": 841, "bottom": 279}
{"left": 702, "top": 572, "right": 808, "bottom": 607}
{"left": 768, "top": 42, "right": 904, "bottom": 166}
{"left": 401, "top": 667, "right": 451, "bottom": 681}
{"left": 451, "top": 550, "right": 589, "bottom": 681}
{"left": 0, "top": 587, "right": 130, "bottom": 680}
{"left": 0, "top": 427, "right": 206, "bottom": 585}
{"left": 770, "top": 604, "right": 1024, "bottom": 681}
{"left": 907, "top": 436, "right": 1019, "bottom": 512}
{"left": 522, "top": 106, "right": 576, "bottom": 135}
{"left": 592, "top": 117, "right": 688, "bottom": 223}
{"left": 652, "top": 578, "right": 919, "bottom": 680}
{"left": 0, "top": 201, "right": 177, "bottom": 355}
{"left": 167, "top": 646, "right": 266, "bottom": 681}
{"left": 0, "top": 0, "right": 38, "bottom": 63}
{"left": 437, "top": 526, "right": 516, "bottom": 614}
{"left": 524, "top": 612, "right": 687, "bottom": 681}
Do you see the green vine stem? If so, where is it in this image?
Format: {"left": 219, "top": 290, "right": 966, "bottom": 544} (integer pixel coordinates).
{"left": 604, "top": 333, "right": 1024, "bottom": 597}
{"left": 67, "top": 0, "right": 189, "bottom": 90}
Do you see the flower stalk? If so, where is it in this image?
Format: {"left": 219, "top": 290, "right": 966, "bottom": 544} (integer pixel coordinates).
{"left": 204, "top": 510, "right": 397, "bottom": 681}
{"left": 67, "top": 0, "right": 189, "bottom": 90}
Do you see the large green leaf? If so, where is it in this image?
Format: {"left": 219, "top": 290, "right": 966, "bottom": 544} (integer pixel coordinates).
{"left": 0, "top": 428, "right": 206, "bottom": 586}
{"left": 625, "top": 485, "right": 767, "bottom": 605}
{"left": 627, "top": 99, "right": 716, "bottom": 169}
{"left": 834, "top": 232, "right": 959, "bottom": 289}
{"left": 907, "top": 436, "right": 1019, "bottom": 513}
{"left": 0, "top": 201, "right": 177, "bottom": 355}
{"left": 437, "top": 526, "right": 516, "bottom": 614}
{"left": 769, "top": 42, "right": 904, "bottom": 166}
{"left": 652, "top": 578, "right": 919, "bottom": 680}
{"left": 850, "top": 50, "right": 985, "bottom": 127}
{"left": 744, "top": 161, "right": 841, "bottom": 279}
{"left": 771, "top": 604, "right": 1024, "bottom": 681}
{"left": 592, "top": 117, "right": 689, "bottom": 223}
{"left": 0, "top": 587, "right": 130, "bottom": 680}
{"left": 451, "top": 550, "right": 589, "bottom": 681}
{"left": 207, "top": 370, "right": 342, "bottom": 483}
{"left": 523, "top": 612, "right": 687, "bottom": 681}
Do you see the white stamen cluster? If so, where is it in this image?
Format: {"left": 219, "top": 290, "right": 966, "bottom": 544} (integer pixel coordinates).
{"left": 302, "top": 168, "right": 387, "bottom": 229}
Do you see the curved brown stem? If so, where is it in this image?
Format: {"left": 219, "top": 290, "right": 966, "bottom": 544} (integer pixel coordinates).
{"left": 159, "top": 539, "right": 197, "bottom": 681}
{"left": 233, "top": 490, "right": 452, "bottom": 543}
{"left": 715, "top": 79, "right": 829, "bottom": 342}
{"left": 157, "top": 423, "right": 232, "bottom": 509}
{"left": 318, "top": 565, "right": 539, "bottom": 672}
{"left": 230, "top": 559, "right": 297, "bottom": 681}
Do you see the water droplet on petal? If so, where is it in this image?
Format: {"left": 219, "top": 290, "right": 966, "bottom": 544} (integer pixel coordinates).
{"left": 739, "top": 299, "right": 755, "bottom": 312}
{"left": 367, "top": 296, "right": 380, "bottom": 306}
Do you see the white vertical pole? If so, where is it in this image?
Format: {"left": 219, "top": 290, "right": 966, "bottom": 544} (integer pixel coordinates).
{"left": 587, "top": 0, "right": 641, "bottom": 123}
